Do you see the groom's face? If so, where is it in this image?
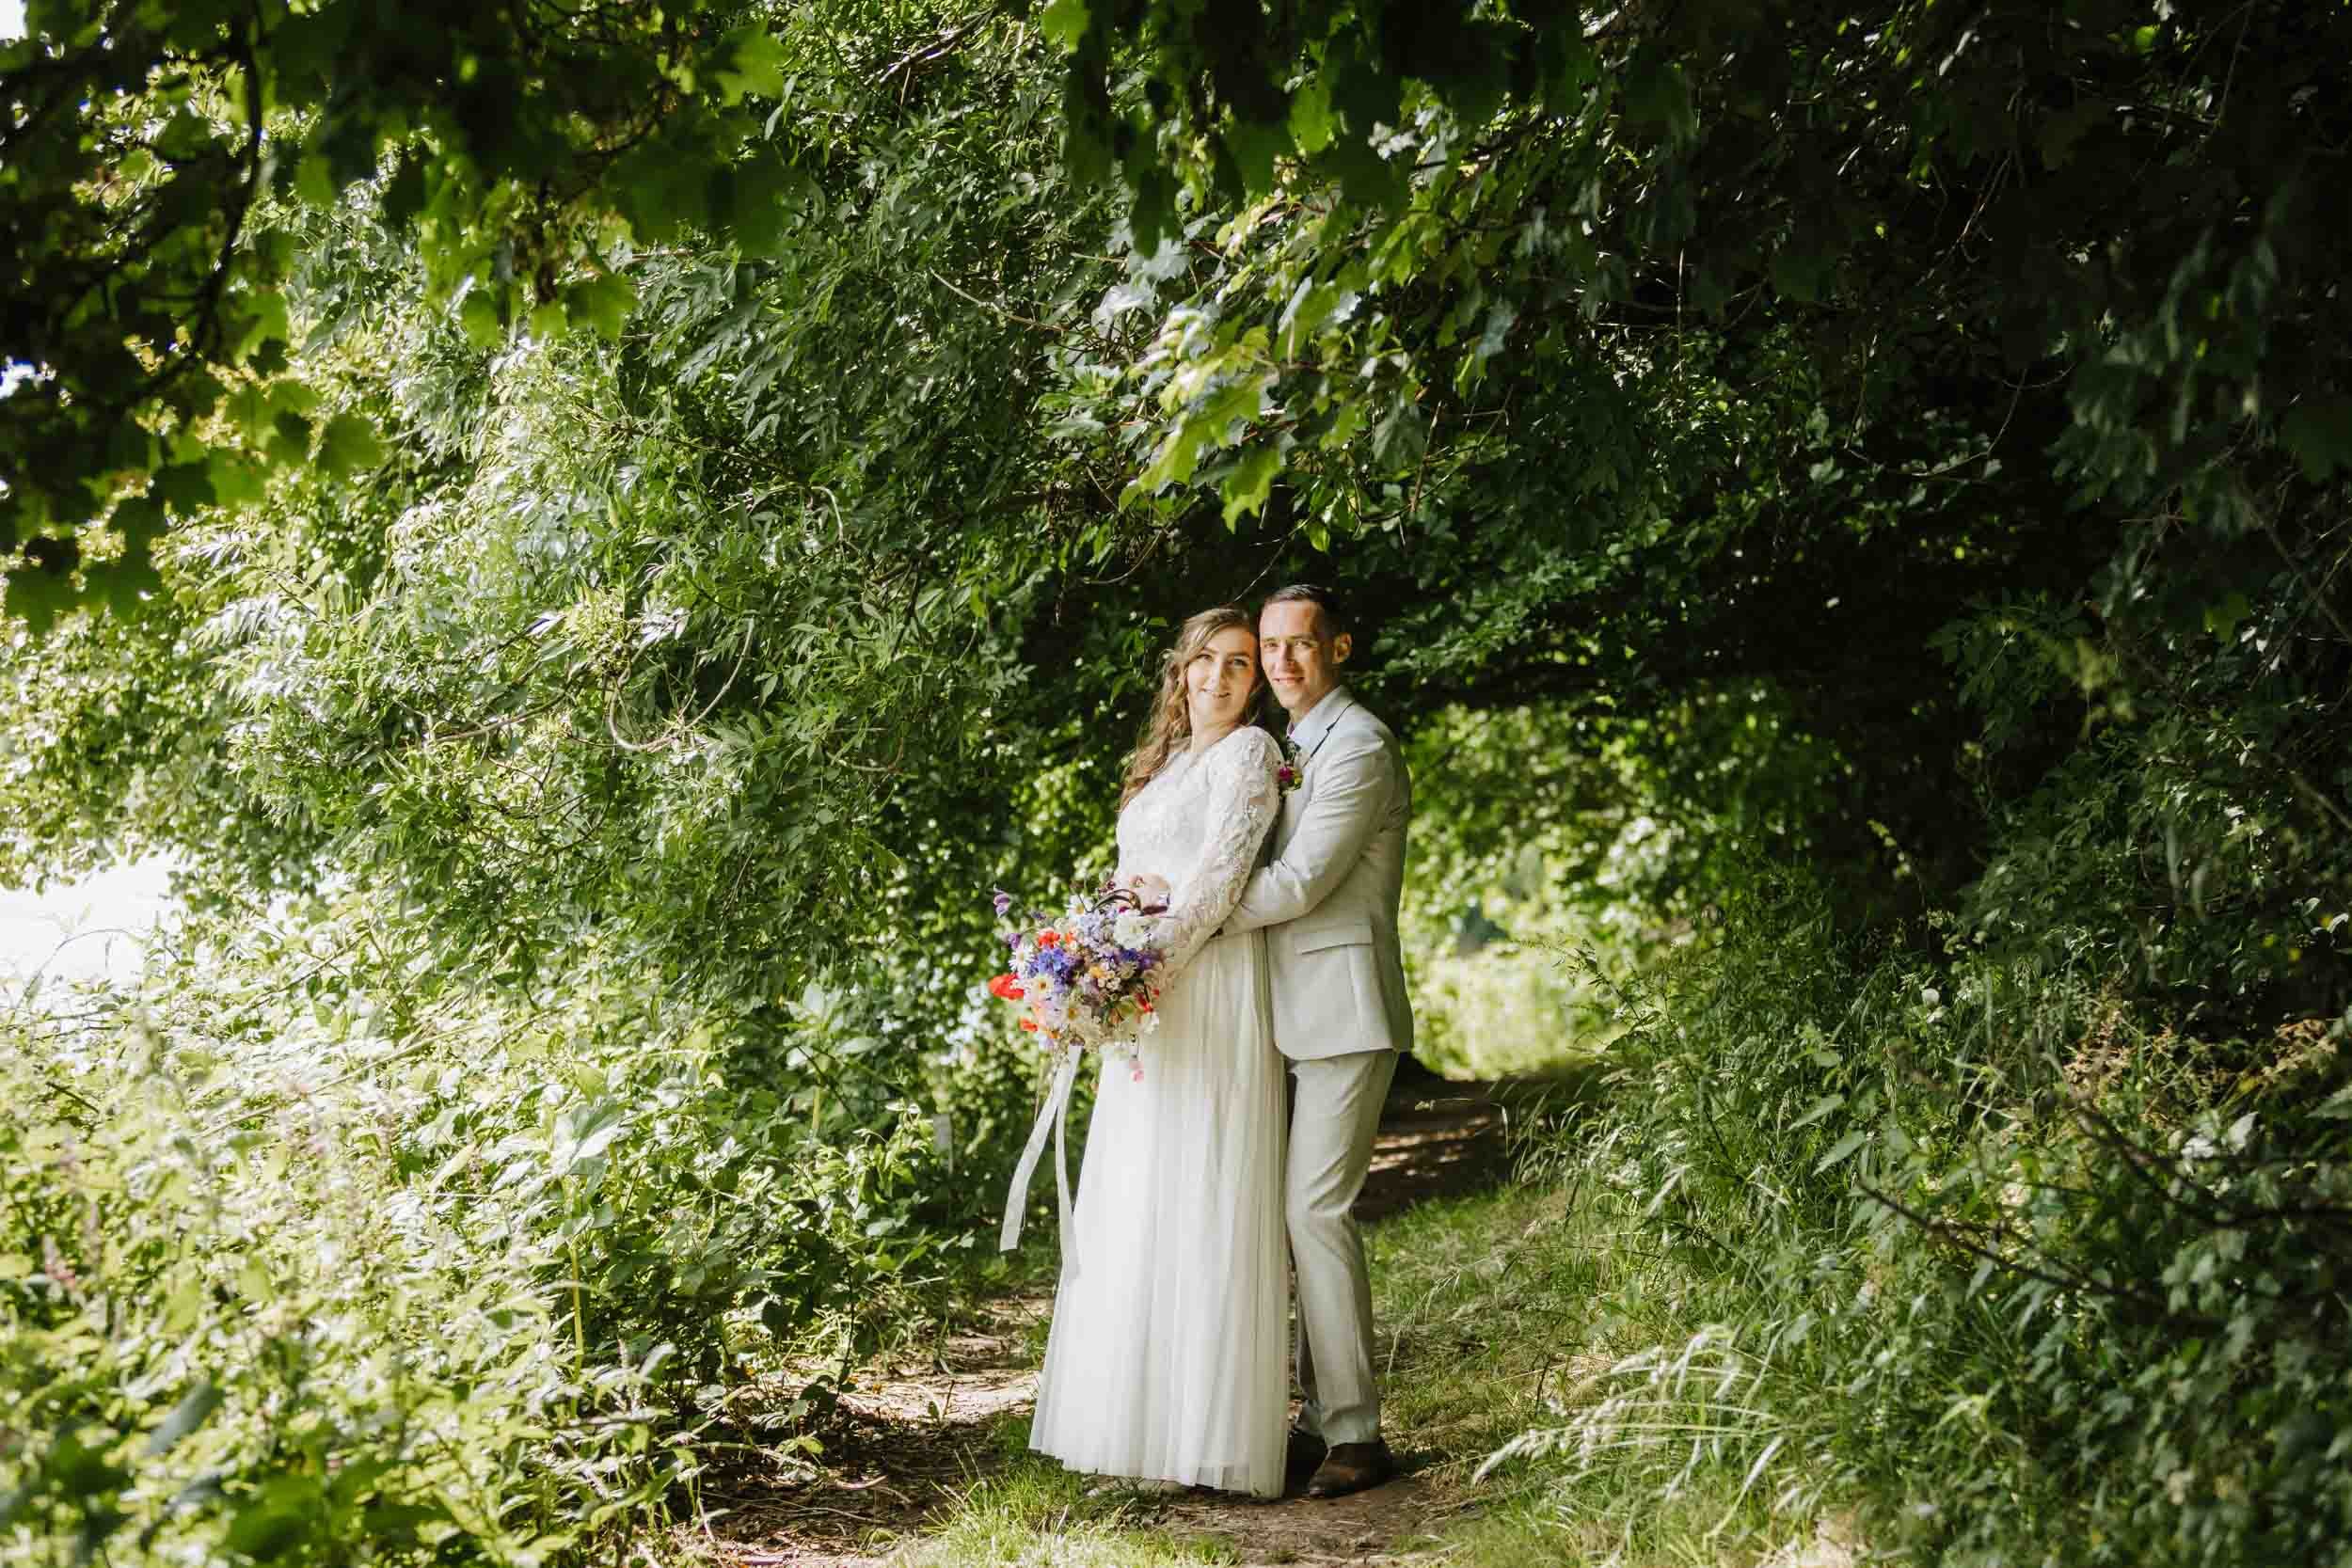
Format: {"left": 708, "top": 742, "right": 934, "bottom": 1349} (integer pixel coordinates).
{"left": 1258, "top": 600, "right": 1350, "bottom": 720}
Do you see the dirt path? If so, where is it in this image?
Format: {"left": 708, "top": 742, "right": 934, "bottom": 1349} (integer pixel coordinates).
{"left": 674, "top": 1069, "right": 1519, "bottom": 1567}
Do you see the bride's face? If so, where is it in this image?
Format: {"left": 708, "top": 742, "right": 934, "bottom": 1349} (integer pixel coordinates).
{"left": 1184, "top": 626, "right": 1260, "bottom": 736}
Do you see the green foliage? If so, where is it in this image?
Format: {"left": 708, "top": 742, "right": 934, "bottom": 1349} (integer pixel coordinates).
{"left": 1370, "top": 1179, "right": 1841, "bottom": 1568}
{"left": 1025, "top": 0, "right": 2352, "bottom": 919}
{"left": 0, "top": 890, "right": 948, "bottom": 1565}
{"left": 1398, "top": 691, "right": 1844, "bottom": 1075}
{"left": 1486, "top": 839, "right": 2352, "bottom": 1564}
{"left": 156, "top": 8, "right": 1166, "bottom": 1007}
{"left": 0, "top": 0, "right": 808, "bottom": 625}
{"left": 4, "top": 4, "right": 2351, "bottom": 1562}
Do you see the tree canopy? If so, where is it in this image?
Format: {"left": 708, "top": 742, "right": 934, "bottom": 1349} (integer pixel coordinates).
{"left": 8, "top": 0, "right": 2345, "bottom": 967}
{"left": 7, "top": 5, "right": 2351, "bottom": 1565}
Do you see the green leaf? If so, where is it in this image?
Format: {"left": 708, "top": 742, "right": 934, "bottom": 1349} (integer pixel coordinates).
{"left": 232, "top": 289, "right": 291, "bottom": 364}
{"left": 4, "top": 540, "right": 77, "bottom": 636}
{"left": 715, "top": 26, "right": 787, "bottom": 103}
{"left": 1289, "top": 71, "right": 1335, "bottom": 155}
{"left": 1197, "top": 368, "right": 1271, "bottom": 437}
{"left": 552, "top": 1101, "right": 628, "bottom": 1177}
{"left": 47, "top": 1428, "right": 127, "bottom": 1497}
{"left": 224, "top": 1497, "right": 311, "bottom": 1560}
{"left": 1371, "top": 399, "right": 1425, "bottom": 466}
{"left": 1039, "top": 0, "right": 1089, "bottom": 51}
{"left": 380, "top": 152, "right": 428, "bottom": 227}
{"left": 2280, "top": 395, "right": 2352, "bottom": 482}
{"left": 1125, "top": 160, "right": 1179, "bottom": 257}
{"left": 88, "top": 500, "right": 163, "bottom": 610}
{"left": 722, "top": 154, "right": 812, "bottom": 259}
{"left": 357, "top": 1502, "right": 447, "bottom": 1545}
{"left": 1221, "top": 444, "right": 1283, "bottom": 527}
{"left": 1328, "top": 35, "right": 1401, "bottom": 137}
{"left": 1278, "top": 280, "right": 1344, "bottom": 358}
{"left": 1474, "top": 302, "right": 1517, "bottom": 361}
{"left": 294, "top": 151, "right": 336, "bottom": 209}
{"left": 565, "top": 274, "right": 637, "bottom": 341}
{"left": 1623, "top": 53, "right": 1697, "bottom": 144}
{"left": 1770, "top": 245, "right": 1829, "bottom": 305}
{"left": 1322, "top": 135, "right": 1406, "bottom": 211}
{"left": 206, "top": 451, "right": 265, "bottom": 507}
{"left": 1127, "top": 420, "right": 1208, "bottom": 501}
{"left": 458, "top": 286, "right": 504, "bottom": 349}
{"left": 152, "top": 462, "right": 215, "bottom": 514}
{"left": 1788, "top": 1093, "right": 1844, "bottom": 1131}
{"left": 316, "top": 412, "right": 384, "bottom": 477}
{"left": 1223, "top": 117, "right": 1294, "bottom": 197}
{"left": 143, "top": 1381, "right": 223, "bottom": 1457}
{"left": 1814, "top": 1129, "right": 1869, "bottom": 1172}
{"left": 2201, "top": 591, "right": 2251, "bottom": 641}
{"left": 2039, "top": 101, "right": 2105, "bottom": 171}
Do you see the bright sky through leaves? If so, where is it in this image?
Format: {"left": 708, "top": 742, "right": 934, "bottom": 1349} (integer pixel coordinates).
{"left": 0, "top": 857, "right": 176, "bottom": 984}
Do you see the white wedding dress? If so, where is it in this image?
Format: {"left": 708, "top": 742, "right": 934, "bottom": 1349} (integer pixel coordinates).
{"left": 1028, "top": 724, "right": 1289, "bottom": 1497}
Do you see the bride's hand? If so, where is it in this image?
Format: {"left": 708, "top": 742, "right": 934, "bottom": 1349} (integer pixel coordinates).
{"left": 1122, "top": 873, "right": 1171, "bottom": 911}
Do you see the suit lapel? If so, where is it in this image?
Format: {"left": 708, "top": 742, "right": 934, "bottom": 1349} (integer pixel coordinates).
{"left": 1276, "top": 694, "right": 1348, "bottom": 851}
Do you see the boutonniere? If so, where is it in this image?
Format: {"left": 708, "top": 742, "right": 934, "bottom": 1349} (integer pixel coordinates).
{"left": 1276, "top": 736, "right": 1306, "bottom": 795}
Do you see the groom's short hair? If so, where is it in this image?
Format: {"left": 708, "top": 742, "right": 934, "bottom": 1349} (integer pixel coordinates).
{"left": 1262, "top": 582, "right": 1349, "bottom": 640}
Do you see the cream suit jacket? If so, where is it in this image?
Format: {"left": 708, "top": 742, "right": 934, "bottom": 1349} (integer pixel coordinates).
{"left": 1225, "top": 688, "right": 1413, "bottom": 1061}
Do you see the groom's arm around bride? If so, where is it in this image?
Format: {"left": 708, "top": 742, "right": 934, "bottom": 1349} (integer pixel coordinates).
{"left": 1220, "top": 584, "right": 1411, "bottom": 1498}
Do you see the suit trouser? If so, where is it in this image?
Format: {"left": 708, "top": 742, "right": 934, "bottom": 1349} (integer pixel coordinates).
{"left": 1287, "top": 1047, "right": 1398, "bottom": 1446}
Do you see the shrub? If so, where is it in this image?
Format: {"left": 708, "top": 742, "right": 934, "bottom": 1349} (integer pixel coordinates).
{"left": 1494, "top": 861, "right": 2352, "bottom": 1565}
{"left": 0, "top": 896, "right": 936, "bottom": 1565}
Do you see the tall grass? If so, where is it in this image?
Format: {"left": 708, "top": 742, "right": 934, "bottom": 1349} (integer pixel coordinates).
{"left": 1468, "top": 868, "right": 2352, "bottom": 1565}
{"left": 1362, "top": 1155, "right": 1852, "bottom": 1567}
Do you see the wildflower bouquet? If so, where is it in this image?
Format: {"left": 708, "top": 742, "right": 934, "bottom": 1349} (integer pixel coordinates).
{"left": 991, "top": 879, "right": 1171, "bottom": 1255}
{"left": 988, "top": 882, "right": 1168, "bottom": 1063}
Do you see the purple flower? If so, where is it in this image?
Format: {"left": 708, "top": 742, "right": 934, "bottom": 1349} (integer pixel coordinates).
{"left": 993, "top": 889, "right": 1014, "bottom": 916}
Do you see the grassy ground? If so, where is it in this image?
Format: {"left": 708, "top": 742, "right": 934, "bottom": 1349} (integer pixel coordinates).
{"left": 866, "top": 1149, "right": 1856, "bottom": 1567}
{"left": 898, "top": 1461, "right": 1248, "bottom": 1567}
{"left": 660, "top": 1057, "right": 1860, "bottom": 1566}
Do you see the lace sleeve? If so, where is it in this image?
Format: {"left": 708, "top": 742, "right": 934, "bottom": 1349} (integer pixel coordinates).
{"left": 1153, "top": 728, "right": 1280, "bottom": 976}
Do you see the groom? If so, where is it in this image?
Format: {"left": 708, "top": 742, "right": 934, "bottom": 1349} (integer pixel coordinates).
{"left": 1225, "top": 583, "right": 1412, "bottom": 1499}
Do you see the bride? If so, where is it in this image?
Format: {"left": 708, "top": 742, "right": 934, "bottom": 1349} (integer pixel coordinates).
{"left": 1026, "top": 604, "right": 1289, "bottom": 1497}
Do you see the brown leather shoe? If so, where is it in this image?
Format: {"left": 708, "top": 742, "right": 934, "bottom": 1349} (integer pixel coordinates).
{"left": 1305, "top": 1438, "right": 1394, "bottom": 1498}
{"left": 1285, "top": 1428, "right": 1327, "bottom": 1481}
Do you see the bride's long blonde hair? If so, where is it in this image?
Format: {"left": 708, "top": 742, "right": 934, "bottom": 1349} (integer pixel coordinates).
{"left": 1119, "top": 605, "right": 1264, "bottom": 806}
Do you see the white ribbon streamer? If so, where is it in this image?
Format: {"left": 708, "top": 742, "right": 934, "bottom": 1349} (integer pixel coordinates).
{"left": 999, "top": 1053, "right": 1081, "bottom": 1271}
